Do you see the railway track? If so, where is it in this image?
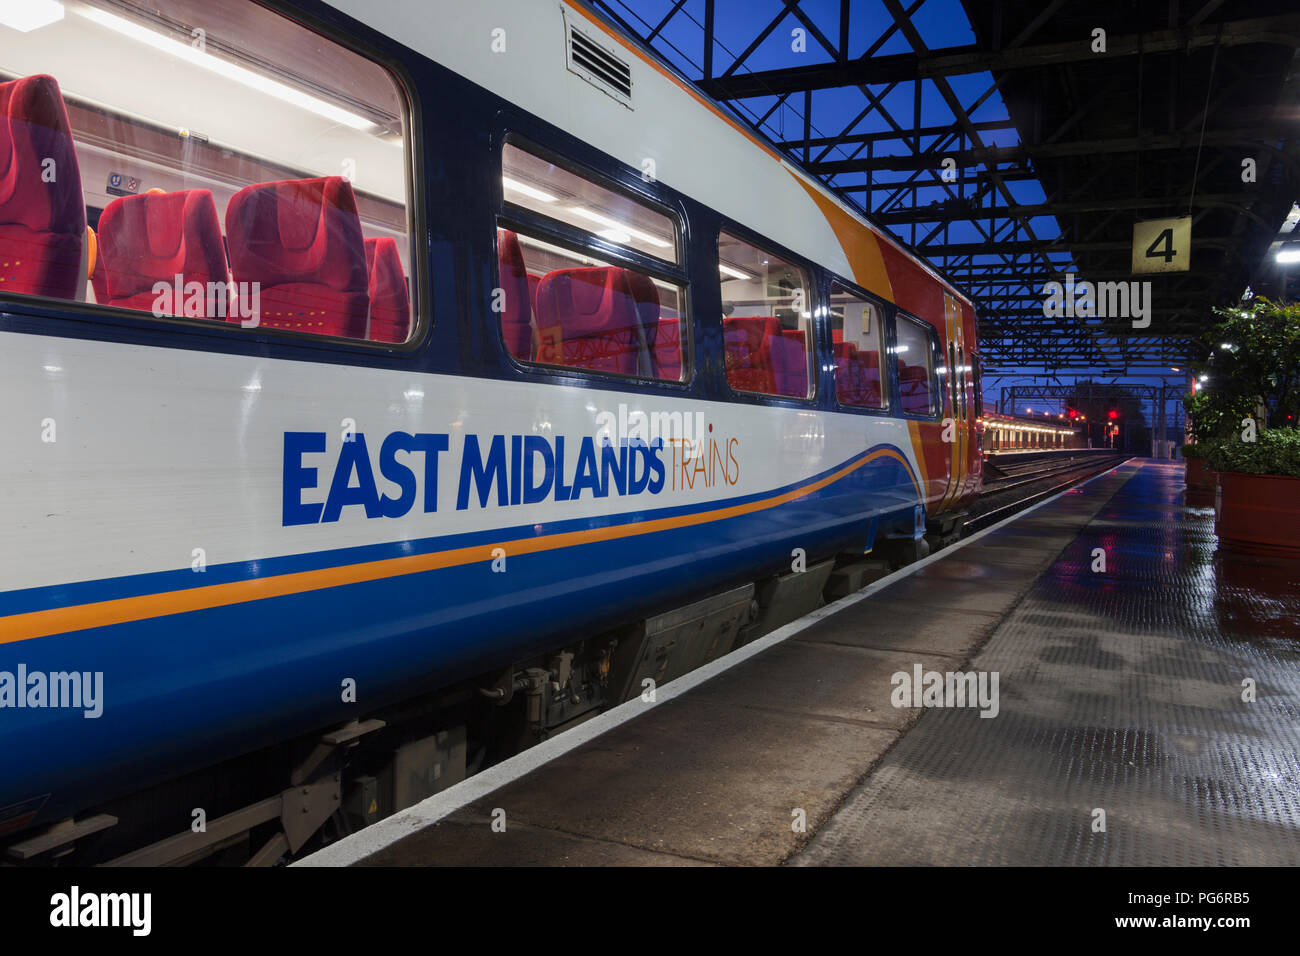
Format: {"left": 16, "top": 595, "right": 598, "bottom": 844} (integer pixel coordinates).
{"left": 967, "top": 452, "right": 1131, "bottom": 532}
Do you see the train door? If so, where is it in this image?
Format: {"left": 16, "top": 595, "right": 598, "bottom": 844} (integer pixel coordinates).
{"left": 938, "top": 291, "right": 967, "bottom": 511}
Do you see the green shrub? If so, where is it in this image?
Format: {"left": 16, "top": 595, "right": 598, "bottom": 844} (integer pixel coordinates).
{"left": 1192, "top": 299, "right": 1300, "bottom": 435}
{"left": 1202, "top": 428, "right": 1300, "bottom": 478}
{"left": 1181, "top": 443, "right": 1208, "bottom": 459}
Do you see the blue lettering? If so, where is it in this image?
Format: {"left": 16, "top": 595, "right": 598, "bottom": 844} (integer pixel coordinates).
{"left": 647, "top": 438, "right": 666, "bottom": 494}
{"left": 410, "top": 433, "right": 449, "bottom": 513}
{"left": 627, "top": 438, "right": 650, "bottom": 495}
{"left": 457, "top": 434, "right": 509, "bottom": 510}
{"left": 553, "top": 436, "right": 573, "bottom": 502}
{"left": 282, "top": 431, "right": 326, "bottom": 525}
{"left": 322, "top": 434, "right": 382, "bottom": 522}
{"left": 601, "top": 440, "right": 627, "bottom": 496}
{"left": 571, "top": 436, "right": 602, "bottom": 499}
{"left": 377, "top": 432, "right": 418, "bottom": 518}
{"left": 510, "top": 435, "right": 522, "bottom": 506}
{"left": 523, "top": 435, "right": 554, "bottom": 504}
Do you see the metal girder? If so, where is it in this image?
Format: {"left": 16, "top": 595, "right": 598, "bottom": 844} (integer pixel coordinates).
{"left": 875, "top": 191, "right": 1259, "bottom": 225}
{"left": 808, "top": 129, "right": 1292, "bottom": 174}
{"left": 778, "top": 119, "right": 1015, "bottom": 151}
{"left": 695, "top": 14, "right": 1300, "bottom": 98}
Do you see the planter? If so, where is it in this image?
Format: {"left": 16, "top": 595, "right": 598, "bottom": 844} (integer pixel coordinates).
{"left": 1215, "top": 471, "right": 1300, "bottom": 558}
{"left": 1184, "top": 456, "right": 1216, "bottom": 508}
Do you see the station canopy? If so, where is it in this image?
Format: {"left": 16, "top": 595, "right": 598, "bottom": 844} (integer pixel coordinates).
{"left": 592, "top": 0, "right": 1300, "bottom": 375}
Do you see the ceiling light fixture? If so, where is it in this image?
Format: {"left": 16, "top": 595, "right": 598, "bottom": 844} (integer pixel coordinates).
{"left": 502, "top": 176, "right": 557, "bottom": 203}
{"left": 74, "top": 6, "right": 375, "bottom": 131}
{"left": 0, "top": 0, "right": 64, "bottom": 33}
{"left": 567, "top": 206, "right": 671, "bottom": 248}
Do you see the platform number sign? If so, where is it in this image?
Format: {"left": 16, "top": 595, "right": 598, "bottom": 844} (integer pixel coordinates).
{"left": 1131, "top": 216, "right": 1190, "bottom": 274}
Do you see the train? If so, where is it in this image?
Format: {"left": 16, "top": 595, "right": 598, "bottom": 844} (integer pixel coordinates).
{"left": 0, "top": 0, "right": 982, "bottom": 865}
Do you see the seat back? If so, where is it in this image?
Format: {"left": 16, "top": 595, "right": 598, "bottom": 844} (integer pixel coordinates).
{"left": 858, "top": 348, "right": 882, "bottom": 406}
{"left": 723, "top": 315, "right": 779, "bottom": 394}
{"left": 0, "top": 75, "right": 86, "bottom": 300}
{"left": 497, "top": 229, "right": 531, "bottom": 359}
{"left": 834, "top": 341, "right": 863, "bottom": 405}
{"left": 364, "top": 236, "right": 410, "bottom": 343}
{"left": 769, "top": 328, "right": 808, "bottom": 397}
{"left": 835, "top": 341, "right": 885, "bottom": 407}
{"left": 97, "top": 189, "right": 227, "bottom": 317}
{"left": 898, "top": 362, "right": 932, "bottom": 414}
{"left": 655, "top": 317, "right": 682, "bottom": 380}
{"left": 225, "top": 176, "right": 368, "bottom": 337}
{"left": 623, "top": 269, "right": 660, "bottom": 374}
{"left": 534, "top": 266, "right": 647, "bottom": 375}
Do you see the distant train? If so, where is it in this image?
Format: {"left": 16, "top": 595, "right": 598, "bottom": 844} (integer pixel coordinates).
{"left": 0, "top": 0, "right": 982, "bottom": 864}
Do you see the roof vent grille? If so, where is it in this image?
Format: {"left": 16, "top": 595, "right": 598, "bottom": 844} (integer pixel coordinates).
{"left": 565, "top": 13, "right": 633, "bottom": 108}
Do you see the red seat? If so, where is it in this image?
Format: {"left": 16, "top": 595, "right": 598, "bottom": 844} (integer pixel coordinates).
{"left": 0, "top": 75, "right": 86, "bottom": 301}
{"left": 497, "top": 229, "right": 532, "bottom": 360}
{"left": 769, "top": 328, "right": 808, "bottom": 397}
{"left": 623, "top": 269, "right": 661, "bottom": 372}
{"left": 526, "top": 273, "right": 540, "bottom": 328}
{"left": 834, "top": 341, "right": 862, "bottom": 405}
{"left": 655, "top": 317, "right": 681, "bottom": 380}
{"left": 534, "top": 266, "right": 648, "bottom": 375}
{"left": 225, "top": 176, "right": 368, "bottom": 337}
{"left": 899, "top": 362, "right": 932, "bottom": 414}
{"left": 723, "top": 316, "right": 779, "bottom": 394}
{"left": 363, "top": 237, "right": 410, "bottom": 343}
{"left": 859, "top": 349, "right": 882, "bottom": 406}
{"left": 97, "top": 189, "right": 228, "bottom": 317}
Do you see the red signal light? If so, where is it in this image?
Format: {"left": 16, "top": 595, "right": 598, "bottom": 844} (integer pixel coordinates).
{"left": 1107, "top": 409, "right": 1119, "bottom": 420}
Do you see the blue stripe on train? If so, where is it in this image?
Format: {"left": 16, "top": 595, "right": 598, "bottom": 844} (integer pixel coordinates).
{"left": 0, "top": 443, "right": 917, "bottom": 617}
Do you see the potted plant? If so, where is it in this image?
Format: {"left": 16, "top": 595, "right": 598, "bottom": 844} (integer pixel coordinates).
{"left": 1179, "top": 441, "right": 1215, "bottom": 507}
{"left": 1192, "top": 298, "right": 1300, "bottom": 557}
{"left": 1204, "top": 429, "right": 1300, "bottom": 557}
{"left": 1181, "top": 387, "right": 1250, "bottom": 506}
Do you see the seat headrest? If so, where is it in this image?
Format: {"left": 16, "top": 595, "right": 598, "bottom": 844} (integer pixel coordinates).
{"left": 99, "top": 189, "right": 226, "bottom": 301}
{"left": 724, "top": 316, "right": 778, "bottom": 354}
{"left": 541, "top": 267, "right": 639, "bottom": 339}
{"left": 0, "top": 74, "right": 85, "bottom": 235}
{"left": 225, "top": 176, "right": 365, "bottom": 291}
{"left": 497, "top": 229, "right": 526, "bottom": 277}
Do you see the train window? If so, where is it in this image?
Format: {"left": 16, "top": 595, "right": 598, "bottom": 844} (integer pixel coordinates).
{"left": 497, "top": 229, "right": 688, "bottom": 380}
{"left": 829, "top": 283, "right": 885, "bottom": 409}
{"left": 497, "top": 142, "right": 686, "bottom": 380}
{"left": 718, "top": 231, "right": 813, "bottom": 399}
{"left": 895, "top": 314, "right": 938, "bottom": 416}
{"left": 502, "top": 144, "right": 678, "bottom": 265}
{"left": 0, "top": 0, "right": 413, "bottom": 344}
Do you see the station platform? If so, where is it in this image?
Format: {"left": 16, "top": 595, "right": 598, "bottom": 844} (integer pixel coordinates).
{"left": 306, "top": 460, "right": 1300, "bottom": 866}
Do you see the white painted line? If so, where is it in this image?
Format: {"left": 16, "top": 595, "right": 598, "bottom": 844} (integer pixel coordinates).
{"left": 295, "top": 460, "right": 1135, "bottom": 867}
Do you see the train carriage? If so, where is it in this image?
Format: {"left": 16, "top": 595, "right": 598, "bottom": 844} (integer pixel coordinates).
{"left": 0, "top": 0, "right": 982, "bottom": 863}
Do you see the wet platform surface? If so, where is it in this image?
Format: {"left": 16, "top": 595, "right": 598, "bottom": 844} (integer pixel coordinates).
{"left": 347, "top": 460, "right": 1300, "bottom": 866}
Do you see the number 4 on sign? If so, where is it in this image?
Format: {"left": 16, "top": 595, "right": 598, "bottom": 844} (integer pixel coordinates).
{"left": 1131, "top": 216, "right": 1190, "bottom": 274}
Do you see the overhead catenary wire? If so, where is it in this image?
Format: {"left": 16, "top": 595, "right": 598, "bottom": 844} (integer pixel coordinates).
{"left": 1187, "top": 26, "right": 1223, "bottom": 217}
